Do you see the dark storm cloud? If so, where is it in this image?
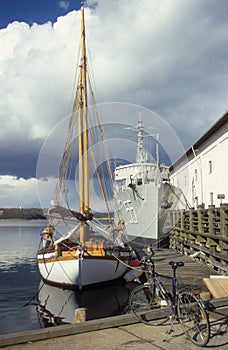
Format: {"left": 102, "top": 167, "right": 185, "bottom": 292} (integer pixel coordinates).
{"left": 0, "top": 0, "right": 227, "bottom": 206}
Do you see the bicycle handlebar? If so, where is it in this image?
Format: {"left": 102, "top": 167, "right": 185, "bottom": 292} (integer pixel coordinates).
{"left": 146, "top": 245, "right": 155, "bottom": 256}
{"left": 140, "top": 245, "right": 155, "bottom": 269}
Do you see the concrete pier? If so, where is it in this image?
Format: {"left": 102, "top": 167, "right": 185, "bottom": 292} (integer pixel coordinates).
{"left": 1, "top": 304, "right": 228, "bottom": 350}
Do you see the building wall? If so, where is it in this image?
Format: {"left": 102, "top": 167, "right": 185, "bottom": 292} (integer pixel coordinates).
{"left": 170, "top": 119, "right": 228, "bottom": 209}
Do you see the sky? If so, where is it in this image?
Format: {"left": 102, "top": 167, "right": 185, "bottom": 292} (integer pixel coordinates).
{"left": 0, "top": 0, "right": 228, "bottom": 208}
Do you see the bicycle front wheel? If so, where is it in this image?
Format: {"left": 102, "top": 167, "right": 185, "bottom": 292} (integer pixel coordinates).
{"left": 177, "top": 291, "right": 210, "bottom": 347}
{"left": 129, "top": 283, "right": 170, "bottom": 326}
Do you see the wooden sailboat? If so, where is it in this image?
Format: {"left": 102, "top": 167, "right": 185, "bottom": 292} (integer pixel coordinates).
{"left": 37, "top": 2, "right": 132, "bottom": 290}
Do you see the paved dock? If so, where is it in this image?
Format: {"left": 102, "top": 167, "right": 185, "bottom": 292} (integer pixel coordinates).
{"left": 1, "top": 316, "right": 228, "bottom": 350}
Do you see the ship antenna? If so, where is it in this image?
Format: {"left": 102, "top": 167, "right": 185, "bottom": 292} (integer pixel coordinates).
{"left": 136, "top": 115, "right": 148, "bottom": 164}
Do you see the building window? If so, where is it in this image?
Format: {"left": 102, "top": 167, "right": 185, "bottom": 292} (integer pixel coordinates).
{"left": 195, "top": 196, "right": 198, "bottom": 207}
{"left": 210, "top": 192, "right": 214, "bottom": 205}
{"left": 209, "top": 160, "right": 212, "bottom": 174}
{"left": 194, "top": 169, "right": 198, "bottom": 181}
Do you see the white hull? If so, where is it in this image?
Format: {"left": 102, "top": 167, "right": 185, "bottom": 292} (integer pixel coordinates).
{"left": 115, "top": 181, "right": 159, "bottom": 240}
{"left": 38, "top": 254, "right": 128, "bottom": 289}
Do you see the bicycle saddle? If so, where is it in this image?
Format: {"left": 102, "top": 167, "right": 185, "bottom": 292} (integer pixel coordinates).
{"left": 169, "top": 261, "right": 184, "bottom": 269}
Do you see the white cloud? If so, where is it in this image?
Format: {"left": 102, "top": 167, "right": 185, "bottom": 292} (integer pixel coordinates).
{"left": 0, "top": 0, "right": 228, "bottom": 206}
{"left": 0, "top": 175, "right": 58, "bottom": 208}
{"left": 0, "top": 11, "right": 81, "bottom": 147}
{"left": 58, "top": 1, "right": 70, "bottom": 11}
{"left": 0, "top": 176, "right": 39, "bottom": 207}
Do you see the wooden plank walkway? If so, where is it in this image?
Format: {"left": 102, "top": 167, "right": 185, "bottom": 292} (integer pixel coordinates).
{"left": 144, "top": 248, "right": 220, "bottom": 294}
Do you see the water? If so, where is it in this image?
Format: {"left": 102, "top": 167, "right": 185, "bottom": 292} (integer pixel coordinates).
{"left": 0, "top": 220, "right": 43, "bottom": 334}
{"left": 0, "top": 220, "right": 136, "bottom": 335}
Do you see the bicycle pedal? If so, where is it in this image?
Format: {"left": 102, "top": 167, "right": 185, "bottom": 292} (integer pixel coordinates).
{"left": 160, "top": 299, "right": 168, "bottom": 306}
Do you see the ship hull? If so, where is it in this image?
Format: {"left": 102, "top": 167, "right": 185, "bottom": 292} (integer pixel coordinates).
{"left": 115, "top": 180, "right": 180, "bottom": 244}
{"left": 37, "top": 253, "right": 129, "bottom": 290}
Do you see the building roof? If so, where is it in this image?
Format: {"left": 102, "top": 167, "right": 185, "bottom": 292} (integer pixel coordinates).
{"left": 170, "top": 111, "right": 228, "bottom": 171}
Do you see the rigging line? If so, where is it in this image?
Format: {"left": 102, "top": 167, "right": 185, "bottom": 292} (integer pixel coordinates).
{"left": 69, "top": 27, "right": 82, "bottom": 110}
{"left": 1, "top": 252, "right": 58, "bottom": 319}
{"left": 87, "top": 48, "right": 98, "bottom": 98}
{"left": 91, "top": 151, "right": 111, "bottom": 218}
{"left": 87, "top": 92, "right": 120, "bottom": 222}
{"left": 23, "top": 279, "right": 47, "bottom": 307}
{"left": 100, "top": 157, "right": 114, "bottom": 210}
{"left": 86, "top": 52, "right": 123, "bottom": 221}
{"left": 42, "top": 251, "right": 56, "bottom": 277}
{"left": 166, "top": 181, "right": 191, "bottom": 209}
{"left": 90, "top": 95, "right": 114, "bottom": 186}
{"left": 53, "top": 111, "right": 77, "bottom": 207}
{"left": 86, "top": 109, "right": 113, "bottom": 220}
{"left": 89, "top": 129, "right": 113, "bottom": 210}
{"left": 63, "top": 125, "right": 78, "bottom": 209}
{"left": 56, "top": 257, "right": 77, "bottom": 285}
{"left": 89, "top": 112, "right": 123, "bottom": 221}
{"left": 111, "top": 253, "right": 150, "bottom": 273}
{"left": 53, "top": 23, "right": 84, "bottom": 207}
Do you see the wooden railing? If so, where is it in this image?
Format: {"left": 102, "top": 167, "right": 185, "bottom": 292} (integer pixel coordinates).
{"left": 169, "top": 204, "right": 228, "bottom": 274}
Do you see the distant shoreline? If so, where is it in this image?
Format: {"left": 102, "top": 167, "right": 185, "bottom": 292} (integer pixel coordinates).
{"left": 0, "top": 208, "right": 46, "bottom": 220}
{"left": 0, "top": 208, "right": 112, "bottom": 220}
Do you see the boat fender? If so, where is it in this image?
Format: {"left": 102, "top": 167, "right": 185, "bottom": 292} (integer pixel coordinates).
{"left": 123, "top": 268, "right": 143, "bottom": 282}
{"left": 129, "top": 258, "right": 140, "bottom": 267}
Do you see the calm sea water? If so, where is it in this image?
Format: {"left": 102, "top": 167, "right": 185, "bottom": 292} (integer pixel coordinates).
{"left": 0, "top": 220, "right": 136, "bottom": 335}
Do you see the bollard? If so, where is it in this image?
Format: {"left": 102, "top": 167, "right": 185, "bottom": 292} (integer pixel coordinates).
{"left": 74, "top": 307, "right": 87, "bottom": 323}
{"left": 200, "top": 291, "right": 211, "bottom": 301}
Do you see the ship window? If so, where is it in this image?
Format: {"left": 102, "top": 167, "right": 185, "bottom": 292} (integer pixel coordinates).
{"left": 194, "top": 169, "right": 197, "bottom": 181}
{"left": 184, "top": 176, "right": 187, "bottom": 186}
{"left": 137, "top": 178, "right": 143, "bottom": 186}
{"left": 116, "top": 179, "right": 126, "bottom": 189}
{"left": 195, "top": 196, "right": 198, "bottom": 207}
{"left": 210, "top": 192, "right": 214, "bottom": 205}
{"left": 209, "top": 160, "right": 212, "bottom": 174}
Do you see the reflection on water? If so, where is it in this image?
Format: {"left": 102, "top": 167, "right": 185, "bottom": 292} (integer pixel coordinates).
{"left": 0, "top": 220, "right": 45, "bottom": 269}
{"left": 0, "top": 220, "right": 139, "bottom": 335}
{"left": 37, "top": 281, "right": 138, "bottom": 327}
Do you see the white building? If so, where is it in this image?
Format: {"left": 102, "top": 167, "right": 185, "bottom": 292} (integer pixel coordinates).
{"left": 170, "top": 112, "right": 228, "bottom": 209}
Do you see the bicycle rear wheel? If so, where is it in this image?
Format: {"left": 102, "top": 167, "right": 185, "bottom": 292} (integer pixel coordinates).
{"left": 129, "top": 283, "right": 170, "bottom": 326}
{"left": 177, "top": 291, "right": 210, "bottom": 347}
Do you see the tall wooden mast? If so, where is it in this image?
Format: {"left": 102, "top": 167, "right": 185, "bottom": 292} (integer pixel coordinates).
{"left": 78, "top": 1, "right": 89, "bottom": 242}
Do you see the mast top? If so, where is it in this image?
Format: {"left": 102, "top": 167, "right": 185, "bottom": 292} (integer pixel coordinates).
{"left": 136, "top": 120, "right": 148, "bottom": 164}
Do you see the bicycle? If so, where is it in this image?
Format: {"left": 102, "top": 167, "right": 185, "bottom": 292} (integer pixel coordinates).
{"left": 129, "top": 246, "right": 210, "bottom": 347}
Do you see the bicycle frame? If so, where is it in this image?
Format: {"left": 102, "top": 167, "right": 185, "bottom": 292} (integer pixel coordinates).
{"left": 149, "top": 259, "right": 179, "bottom": 315}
